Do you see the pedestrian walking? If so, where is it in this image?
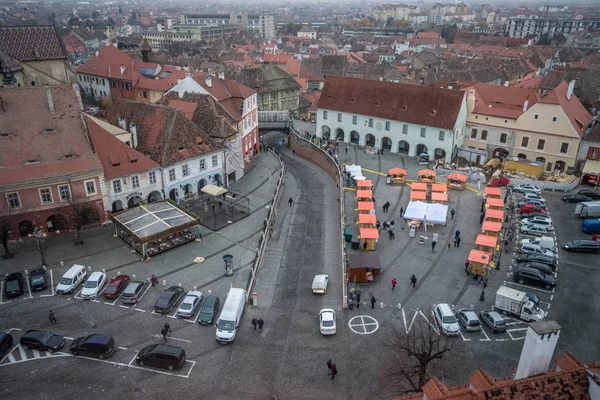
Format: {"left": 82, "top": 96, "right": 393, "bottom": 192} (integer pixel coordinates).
{"left": 49, "top": 310, "right": 57, "bottom": 323}
{"left": 483, "top": 280, "right": 488, "bottom": 289}
{"left": 389, "top": 230, "right": 393, "bottom": 240}
{"left": 363, "top": 241, "right": 368, "bottom": 250}
{"left": 258, "top": 318, "right": 264, "bottom": 330}
{"left": 345, "top": 148, "right": 348, "bottom": 155}
{"left": 456, "top": 236, "right": 461, "bottom": 248}
{"left": 289, "top": 197, "right": 293, "bottom": 207}
{"left": 327, "top": 359, "right": 333, "bottom": 375}
{"left": 382, "top": 221, "right": 388, "bottom": 232}
{"left": 212, "top": 203, "right": 215, "bottom": 213}
{"left": 480, "top": 213, "right": 485, "bottom": 224}
{"left": 252, "top": 318, "right": 257, "bottom": 330}
{"left": 465, "top": 261, "right": 470, "bottom": 275}
{"left": 376, "top": 221, "right": 381, "bottom": 230}
{"left": 431, "top": 240, "right": 437, "bottom": 253}
{"left": 331, "top": 364, "right": 338, "bottom": 380}
{"left": 384, "top": 201, "right": 390, "bottom": 213}
{"left": 455, "top": 229, "right": 461, "bottom": 238}
{"left": 450, "top": 208, "right": 455, "bottom": 220}
{"left": 392, "top": 278, "right": 397, "bottom": 290}
{"left": 356, "top": 293, "right": 361, "bottom": 308}
{"left": 410, "top": 274, "right": 417, "bottom": 288}
{"left": 447, "top": 243, "right": 451, "bottom": 251}
{"left": 371, "top": 296, "right": 376, "bottom": 309}
{"left": 371, "top": 197, "right": 375, "bottom": 204}
{"left": 453, "top": 237, "right": 458, "bottom": 247}
{"left": 399, "top": 207, "right": 404, "bottom": 217}
{"left": 151, "top": 274, "right": 158, "bottom": 286}
{"left": 161, "top": 326, "right": 168, "bottom": 342}
{"left": 218, "top": 201, "right": 223, "bottom": 209}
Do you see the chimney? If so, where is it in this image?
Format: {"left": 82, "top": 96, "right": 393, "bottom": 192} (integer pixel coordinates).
{"left": 205, "top": 75, "right": 212, "bottom": 88}
{"left": 467, "top": 89, "right": 476, "bottom": 112}
{"left": 120, "top": 64, "right": 126, "bottom": 75}
{"left": 129, "top": 123, "right": 138, "bottom": 148}
{"left": 523, "top": 96, "right": 529, "bottom": 112}
{"left": 515, "top": 321, "right": 561, "bottom": 380}
{"left": 218, "top": 71, "right": 225, "bottom": 80}
{"left": 95, "top": 50, "right": 99, "bottom": 57}
{"left": 567, "top": 79, "right": 575, "bottom": 100}
{"left": 118, "top": 117, "right": 126, "bottom": 130}
{"left": 504, "top": 81, "right": 509, "bottom": 86}
{"left": 45, "top": 86, "right": 55, "bottom": 113}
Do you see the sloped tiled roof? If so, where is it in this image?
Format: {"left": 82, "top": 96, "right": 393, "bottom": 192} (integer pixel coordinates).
{"left": 539, "top": 81, "right": 592, "bottom": 137}
{"left": 234, "top": 64, "right": 301, "bottom": 94}
{"left": 467, "top": 82, "right": 541, "bottom": 119}
{"left": 0, "top": 25, "right": 67, "bottom": 62}
{"left": 318, "top": 76, "right": 464, "bottom": 130}
{"left": 0, "top": 49, "right": 22, "bottom": 73}
{"left": 539, "top": 70, "right": 566, "bottom": 92}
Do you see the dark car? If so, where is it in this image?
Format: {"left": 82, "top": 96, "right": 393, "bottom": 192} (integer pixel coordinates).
{"left": 198, "top": 295, "right": 220, "bottom": 325}
{"left": 562, "top": 240, "right": 600, "bottom": 253}
{"left": 563, "top": 194, "right": 592, "bottom": 203}
{"left": 154, "top": 286, "right": 184, "bottom": 313}
{"left": 516, "top": 261, "right": 553, "bottom": 276}
{"left": 515, "top": 253, "right": 558, "bottom": 269}
{"left": 577, "top": 190, "right": 600, "bottom": 200}
{"left": 519, "top": 204, "right": 546, "bottom": 214}
{"left": 121, "top": 281, "right": 146, "bottom": 304}
{"left": 0, "top": 332, "right": 14, "bottom": 358}
{"left": 102, "top": 275, "right": 130, "bottom": 299}
{"left": 70, "top": 334, "right": 115, "bottom": 359}
{"left": 20, "top": 330, "right": 65, "bottom": 353}
{"left": 519, "top": 212, "right": 547, "bottom": 219}
{"left": 514, "top": 267, "right": 556, "bottom": 290}
{"left": 4, "top": 273, "right": 24, "bottom": 298}
{"left": 479, "top": 311, "right": 507, "bottom": 333}
{"left": 136, "top": 344, "right": 186, "bottom": 370}
{"left": 29, "top": 269, "right": 48, "bottom": 291}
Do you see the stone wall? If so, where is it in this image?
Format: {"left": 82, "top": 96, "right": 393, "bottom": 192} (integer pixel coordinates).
{"left": 289, "top": 134, "right": 340, "bottom": 186}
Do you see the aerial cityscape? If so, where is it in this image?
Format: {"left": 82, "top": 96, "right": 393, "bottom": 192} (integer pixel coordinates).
{"left": 1, "top": 0, "right": 600, "bottom": 398}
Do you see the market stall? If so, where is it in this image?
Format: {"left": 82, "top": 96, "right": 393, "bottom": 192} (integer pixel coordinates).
{"left": 486, "top": 198, "right": 504, "bottom": 211}
{"left": 467, "top": 249, "right": 492, "bottom": 276}
{"left": 411, "top": 182, "right": 428, "bottom": 192}
{"left": 357, "top": 201, "right": 375, "bottom": 215}
{"left": 476, "top": 234, "right": 498, "bottom": 255}
{"left": 403, "top": 201, "right": 448, "bottom": 225}
{"left": 431, "top": 192, "right": 448, "bottom": 204}
{"left": 484, "top": 187, "right": 502, "bottom": 199}
{"left": 356, "top": 190, "right": 373, "bottom": 201}
{"left": 485, "top": 209, "right": 504, "bottom": 223}
{"left": 482, "top": 221, "right": 503, "bottom": 237}
{"left": 431, "top": 183, "right": 447, "bottom": 193}
{"left": 447, "top": 173, "right": 467, "bottom": 190}
{"left": 418, "top": 169, "right": 436, "bottom": 183}
{"left": 389, "top": 168, "right": 407, "bottom": 185}
{"left": 357, "top": 213, "right": 377, "bottom": 229}
{"left": 359, "top": 228, "right": 379, "bottom": 251}
{"left": 357, "top": 180, "right": 373, "bottom": 191}
{"left": 347, "top": 254, "right": 381, "bottom": 283}
{"left": 410, "top": 190, "right": 427, "bottom": 201}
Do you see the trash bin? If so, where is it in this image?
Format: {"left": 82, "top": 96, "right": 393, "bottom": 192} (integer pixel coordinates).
{"left": 351, "top": 239, "right": 360, "bottom": 250}
{"left": 344, "top": 227, "right": 353, "bottom": 243}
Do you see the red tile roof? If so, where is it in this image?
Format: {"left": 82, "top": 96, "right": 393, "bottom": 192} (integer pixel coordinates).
{"left": 318, "top": 76, "right": 465, "bottom": 130}
{"left": 84, "top": 115, "right": 159, "bottom": 180}
{"left": 189, "top": 72, "right": 255, "bottom": 121}
{"left": 262, "top": 53, "right": 293, "bottom": 64}
{"left": 539, "top": 81, "right": 592, "bottom": 137}
{"left": 0, "top": 25, "right": 67, "bottom": 62}
{"left": 0, "top": 85, "right": 102, "bottom": 185}
{"left": 168, "top": 100, "right": 198, "bottom": 120}
{"left": 467, "top": 82, "right": 540, "bottom": 119}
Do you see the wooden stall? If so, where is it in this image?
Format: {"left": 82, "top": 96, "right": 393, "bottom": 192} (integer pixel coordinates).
{"left": 485, "top": 209, "right": 504, "bottom": 223}
{"left": 410, "top": 190, "right": 427, "bottom": 201}
{"left": 447, "top": 173, "right": 467, "bottom": 190}
{"left": 476, "top": 234, "right": 498, "bottom": 255}
{"left": 431, "top": 183, "right": 447, "bottom": 193}
{"left": 411, "top": 182, "right": 428, "bottom": 192}
{"left": 347, "top": 254, "right": 381, "bottom": 283}
{"left": 359, "top": 228, "right": 379, "bottom": 251}
{"left": 467, "top": 249, "right": 492, "bottom": 276}
{"left": 431, "top": 192, "right": 448, "bottom": 204}
{"left": 356, "top": 190, "right": 373, "bottom": 201}
{"left": 486, "top": 198, "right": 504, "bottom": 211}
{"left": 389, "top": 168, "right": 407, "bottom": 185}
{"left": 418, "top": 169, "right": 437, "bottom": 183}
{"left": 357, "top": 180, "right": 372, "bottom": 191}
{"left": 482, "top": 221, "right": 503, "bottom": 237}
{"left": 484, "top": 187, "right": 502, "bottom": 199}
{"left": 357, "top": 213, "right": 377, "bottom": 229}
{"left": 357, "top": 201, "right": 375, "bottom": 215}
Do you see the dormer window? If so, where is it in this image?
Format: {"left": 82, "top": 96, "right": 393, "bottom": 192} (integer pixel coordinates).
{"left": 40, "top": 128, "right": 60, "bottom": 134}
{"left": 24, "top": 159, "right": 40, "bottom": 165}
{"left": 0, "top": 132, "right": 12, "bottom": 138}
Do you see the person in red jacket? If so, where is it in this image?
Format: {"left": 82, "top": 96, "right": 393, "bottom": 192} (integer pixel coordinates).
{"left": 391, "top": 278, "right": 397, "bottom": 290}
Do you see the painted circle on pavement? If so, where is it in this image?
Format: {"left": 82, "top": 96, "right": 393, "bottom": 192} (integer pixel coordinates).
{"left": 348, "top": 315, "right": 379, "bottom": 335}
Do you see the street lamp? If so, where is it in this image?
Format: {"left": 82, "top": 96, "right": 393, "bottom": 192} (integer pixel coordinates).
{"left": 29, "top": 225, "right": 47, "bottom": 267}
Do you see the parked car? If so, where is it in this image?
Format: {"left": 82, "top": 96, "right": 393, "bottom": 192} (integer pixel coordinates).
{"left": 81, "top": 271, "right": 106, "bottom": 300}
{"left": 520, "top": 224, "right": 553, "bottom": 236}
{"left": 154, "top": 286, "right": 184, "bottom": 313}
{"left": 515, "top": 253, "right": 558, "bottom": 270}
{"left": 136, "top": 344, "right": 186, "bottom": 370}
{"left": 29, "top": 268, "right": 48, "bottom": 291}
{"left": 577, "top": 190, "right": 600, "bottom": 200}
{"left": 455, "top": 309, "right": 482, "bottom": 332}
{"left": 521, "top": 236, "right": 555, "bottom": 250}
{"left": 518, "top": 199, "right": 547, "bottom": 208}
{"left": 102, "top": 275, "right": 130, "bottom": 299}
{"left": 0, "top": 332, "right": 14, "bottom": 358}
{"left": 319, "top": 308, "right": 337, "bottom": 335}
{"left": 520, "top": 212, "right": 547, "bottom": 219}
{"left": 121, "top": 281, "right": 147, "bottom": 304}
{"left": 434, "top": 303, "right": 460, "bottom": 336}
{"left": 562, "top": 240, "right": 600, "bottom": 253}
{"left": 516, "top": 262, "right": 553, "bottom": 276}
{"left": 70, "top": 334, "right": 115, "bottom": 359}
{"left": 479, "top": 310, "right": 507, "bottom": 333}
{"left": 513, "top": 267, "right": 556, "bottom": 290}
{"left": 520, "top": 204, "right": 546, "bottom": 214}
{"left": 4, "top": 273, "right": 24, "bottom": 298}
{"left": 514, "top": 184, "right": 541, "bottom": 194}
{"left": 563, "top": 194, "right": 592, "bottom": 203}
{"left": 519, "top": 243, "right": 555, "bottom": 257}
{"left": 20, "top": 330, "right": 65, "bottom": 352}
{"left": 198, "top": 295, "right": 220, "bottom": 325}
{"left": 521, "top": 216, "right": 552, "bottom": 226}
{"left": 176, "top": 291, "right": 203, "bottom": 318}
{"left": 522, "top": 193, "right": 544, "bottom": 202}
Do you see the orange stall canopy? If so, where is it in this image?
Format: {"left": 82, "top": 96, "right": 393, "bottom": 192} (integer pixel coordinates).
{"left": 418, "top": 169, "right": 437, "bottom": 177}
{"left": 468, "top": 249, "right": 491, "bottom": 265}
{"left": 357, "top": 202, "right": 374, "bottom": 211}
{"left": 476, "top": 234, "right": 497, "bottom": 249}
{"left": 412, "top": 182, "right": 428, "bottom": 191}
{"left": 432, "top": 192, "right": 448, "bottom": 202}
{"left": 410, "top": 191, "right": 427, "bottom": 200}
{"left": 358, "top": 214, "right": 377, "bottom": 225}
{"left": 357, "top": 180, "right": 372, "bottom": 189}
{"left": 486, "top": 198, "right": 504, "bottom": 208}
{"left": 389, "top": 168, "right": 407, "bottom": 176}
{"left": 485, "top": 187, "right": 502, "bottom": 198}
{"left": 359, "top": 228, "right": 379, "bottom": 240}
{"left": 356, "top": 190, "right": 373, "bottom": 199}
{"left": 485, "top": 209, "right": 504, "bottom": 221}
{"left": 448, "top": 173, "right": 467, "bottom": 182}
{"left": 431, "top": 183, "right": 447, "bottom": 192}
{"left": 482, "top": 221, "right": 503, "bottom": 233}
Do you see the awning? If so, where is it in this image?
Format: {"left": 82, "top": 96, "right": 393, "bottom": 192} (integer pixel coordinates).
{"left": 485, "top": 187, "right": 502, "bottom": 196}
{"left": 358, "top": 214, "right": 377, "bottom": 224}
{"left": 201, "top": 184, "right": 228, "bottom": 196}
{"left": 476, "top": 234, "right": 497, "bottom": 248}
{"left": 482, "top": 221, "right": 502, "bottom": 232}
{"left": 412, "top": 182, "right": 428, "bottom": 191}
{"left": 486, "top": 198, "right": 504, "bottom": 208}
{"left": 418, "top": 169, "right": 437, "bottom": 177}
{"left": 357, "top": 180, "right": 372, "bottom": 187}
{"left": 447, "top": 173, "right": 467, "bottom": 182}
{"left": 357, "top": 190, "right": 373, "bottom": 199}
{"left": 432, "top": 192, "right": 448, "bottom": 202}
{"left": 359, "top": 228, "right": 379, "bottom": 239}
{"left": 389, "top": 168, "right": 407, "bottom": 176}
{"left": 485, "top": 209, "right": 504, "bottom": 220}
{"left": 468, "top": 249, "right": 491, "bottom": 265}
{"left": 357, "top": 201, "right": 374, "bottom": 211}
{"left": 582, "top": 159, "right": 600, "bottom": 175}
{"left": 431, "top": 183, "right": 447, "bottom": 192}
{"left": 410, "top": 191, "right": 427, "bottom": 200}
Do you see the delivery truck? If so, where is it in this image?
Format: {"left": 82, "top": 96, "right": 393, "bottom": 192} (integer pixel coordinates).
{"left": 494, "top": 286, "right": 546, "bottom": 322}
{"left": 575, "top": 201, "right": 600, "bottom": 219}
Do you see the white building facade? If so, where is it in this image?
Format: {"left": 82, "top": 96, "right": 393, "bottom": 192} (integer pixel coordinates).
{"left": 77, "top": 72, "right": 110, "bottom": 101}
{"left": 161, "top": 151, "right": 226, "bottom": 202}
{"left": 107, "top": 168, "right": 165, "bottom": 213}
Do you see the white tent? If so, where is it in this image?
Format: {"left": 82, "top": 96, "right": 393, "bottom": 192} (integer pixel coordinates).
{"left": 403, "top": 201, "right": 428, "bottom": 221}
{"left": 403, "top": 201, "right": 448, "bottom": 225}
{"left": 345, "top": 164, "right": 362, "bottom": 177}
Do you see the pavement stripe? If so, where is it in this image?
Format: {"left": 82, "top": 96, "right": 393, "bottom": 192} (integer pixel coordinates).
{"left": 361, "top": 167, "right": 386, "bottom": 176}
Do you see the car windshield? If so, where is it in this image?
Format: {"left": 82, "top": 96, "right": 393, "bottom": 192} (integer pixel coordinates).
{"left": 531, "top": 305, "right": 542, "bottom": 315}
{"left": 31, "top": 275, "right": 44, "bottom": 284}
{"left": 59, "top": 277, "right": 72, "bottom": 285}
{"left": 180, "top": 302, "right": 192, "bottom": 310}
{"left": 322, "top": 320, "right": 334, "bottom": 327}
{"left": 84, "top": 280, "right": 98, "bottom": 288}
{"left": 217, "top": 320, "right": 235, "bottom": 331}
{"left": 495, "top": 319, "right": 506, "bottom": 326}
{"left": 442, "top": 315, "right": 457, "bottom": 324}
{"left": 6, "top": 280, "right": 19, "bottom": 291}
{"left": 40, "top": 332, "right": 53, "bottom": 344}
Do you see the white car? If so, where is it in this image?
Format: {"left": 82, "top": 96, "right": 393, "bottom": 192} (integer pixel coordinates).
{"left": 434, "top": 303, "right": 460, "bottom": 336}
{"left": 176, "top": 291, "right": 203, "bottom": 318}
{"left": 514, "top": 184, "right": 541, "bottom": 194}
{"left": 81, "top": 271, "right": 106, "bottom": 300}
{"left": 319, "top": 308, "right": 337, "bottom": 335}
{"left": 522, "top": 192, "right": 544, "bottom": 201}
{"left": 519, "top": 243, "right": 555, "bottom": 257}
{"left": 521, "top": 236, "right": 555, "bottom": 250}
{"left": 521, "top": 216, "right": 552, "bottom": 225}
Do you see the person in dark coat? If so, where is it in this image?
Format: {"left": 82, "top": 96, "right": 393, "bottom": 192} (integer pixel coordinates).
{"left": 49, "top": 310, "right": 57, "bottom": 323}
{"left": 252, "top": 318, "right": 257, "bottom": 330}
{"left": 289, "top": 197, "right": 293, "bottom": 207}
{"left": 356, "top": 293, "right": 361, "bottom": 308}
{"left": 410, "top": 274, "right": 417, "bottom": 288}
{"left": 456, "top": 236, "right": 461, "bottom": 248}
{"left": 399, "top": 207, "right": 404, "bottom": 217}
{"left": 258, "top": 318, "right": 264, "bottom": 330}
{"left": 431, "top": 240, "right": 437, "bottom": 253}
{"left": 327, "top": 359, "right": 333, "bottom": 375}
{"left": 331, "top": 364, "right": 338, "bottom": 379}
{"left": 376, "top": 221, "right": 381, "bottom": 230}
{"left": 363, "top": 241, "right": 368, "bottom": 250}
{"left": 371, "top": 296, "right": 376, "bottom": 309}
{"left": 450, "top": 208, "right": 455, "bottom": 220}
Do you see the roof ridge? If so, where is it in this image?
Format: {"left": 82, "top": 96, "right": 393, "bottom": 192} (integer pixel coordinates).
{"left": 161, "top": 108, "right": 180, "bottom": 166}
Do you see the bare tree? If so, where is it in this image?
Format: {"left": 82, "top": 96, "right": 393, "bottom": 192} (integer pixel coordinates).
{"left": 381, "top": 318, "right": 456, "bottom": 394}
{"left": 67, "top": 195, "right": 97, "bottom": 246}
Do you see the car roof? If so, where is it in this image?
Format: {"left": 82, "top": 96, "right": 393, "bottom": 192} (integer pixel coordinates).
{"left": 458, "top": 309, "right": 478, "bottom": 318}
{"left": 202, "top": 295, "right": 218, "bottom": 306}
{"left": 185, "top": 291, "right": 202, "bottom": 298}
{"left": 167, "top": 286, "right": 182, "bottom": 291}
{"left": 30, "top": 269, "right": 45, "bottom": 275}
{"left": 436, "top": 303, "right": 453, "bottom": 315}
{"left": 0, "top": 332, "right": 11, "bottom": 340}
{"left": 517, "top": 266, "right": 543, "bottom": 274}
{"left": 6, "top": 273, "right": 22, "bottom": 279}
{"left": 486, "top": 311, "right": 504, "bottom": 320}
{"left": 150, "top": 344, "right": 183, "bottom": 356}
{"left": 111, "top": 275, "right": 129, "bottom": 281}
{"left": 83, "top": 334, "right": 113, "bottom": 344}
{"left": 23, "top": 330, "right": 50, "bottom": 339}
{"left": 88, "top": 271, "right": 104, "bottom": 280}
{"left": 571, "top": 240, "right": 598, "bottom": 245}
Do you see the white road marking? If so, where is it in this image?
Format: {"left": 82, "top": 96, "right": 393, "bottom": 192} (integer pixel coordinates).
{"left": 64, "top": 337, "right": 74, "bottom": 340}
{"left": 119, "top": 305, "right": 130, "bottom": 309}
{"left": 348, "top": 315, "right": 379, "bottom": 335}
{"left": 428, "top": 310, "right": 440, "bottom": 335}
{"left": 0, "top": 344, "right": 19, "bottom": 364}
{"left": 7, "top": 353, "right": 16, "bottom": 363}
{"left": 507, "top": 328, "right": 528, "bottom": 341}
{"left": 32, "top": 350, "right": 41, "bottom": 359}
{"left": 495, "top": 339, "right": 508, "bottom": 341}
{"left": 127, "top": 360, "right": 196, "bottom": 378}
{"left": 18, "top": 345, "right": 27, "bottom": 360}
{"left": 118, "top": 347, "right": 128, "bottom": 351}
{"left": 402, "top": 309, "right": 408, "bottom": 334}
{"left": 148, "top": 334, "right": 191, "bottom": 343}
{"left": 134, "top": 308, "right": 146, "bottom": 313}
{"left": 505, "top": 281, "right": 555, "bottom": 294}
{"left": 459, "top": 330, "right": 471, "bottom": 341}
{"left": 480, "top": 328, "right": 491, "bottom": 342}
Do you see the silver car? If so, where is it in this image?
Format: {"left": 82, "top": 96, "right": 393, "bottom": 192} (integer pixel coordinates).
{"left": 176, "top": 291, "right": 203, "bottom": 318}
{"left": 434, "top": 304, "right": 460, "bottom": 336}
{"left": 521, "top": 216, "right": 552, "bottom": 226}
{"left": 514, "top": 184, "right": 541, "bottom": 194}
{"left": 455, "top": 309, "right": 482, "bottom": 332}
{"left": 480, "top": 310, "right": 507, "bottom": 333}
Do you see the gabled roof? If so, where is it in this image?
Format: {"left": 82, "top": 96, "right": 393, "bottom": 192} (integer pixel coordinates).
{"left": 0, "top": 25, "right": 67, "bottom": 62}
{"left": 234, "top": 64, "right": 301, "bottom": 94}
{"left": 0, "top": 49, "right": 22, "bottom": 73}
{"left": 318, "top": 76, "right": 465, "bottom": 130}
{"left": 539, "top": 81, "right": 592, "bottom": 137}
{"left": 84, "top": 115, "right": 159, "bottom": 180}
{"left": 467, "top": 82, "right": 540, "bottom": 119}
{"left": 76, "top": 46, "right": 162, "bottom": 83}
{"left": 0, "top": 84, "right": 102, "bottom": 185}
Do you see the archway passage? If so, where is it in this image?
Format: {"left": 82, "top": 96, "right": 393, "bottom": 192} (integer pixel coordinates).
{"left": 382, "top": 137, "right": 392, "bottom": 150}
{"left": 148, "top": 191, "right": 162, "bottom": 203}
{"left": 169, "top": 188, "right": 178, "bottom": 201}
{"left": 335, "top": 128, "right": 345, "bottom": 141}
{"left": 365, "top": 134, "right": 375, "bottom": 147}
{"left": 555, "top": 160, "right": 566, "bottom": 172}
{"left": 213, "top": 173, "right": 223, "bottom": 186}
{"left": 197, "top": 180, "right": 207, "bottom": 192}
{"left": 18, "top": 220, "right": 34, "bottom": 237}
{"left": 127, "top": 196, "right": 142, "bottom": 208}
{"left": 46, "top": 214, "right": 68, "bottom": 232}
{"left": 321, "top": 125, "right": 331, "bottom": 140}
{"left": 112, "top": 200, "right": 124, "bottom": 213}
{"left": 434, "top": 148, "right": 446, "bottom": 160}
{"left": 492, "top": 148, "right": 509, "bottom": 159}
{"left": 350, "top": 131, "right": 360, "bottom": 144}
{"left": 416, "top": 144, "right": 428, "bottom": 155}
{"left": 183, "top": 184, "right": 193, "bottom": 196}
{"left": 517, "top": 153, "right": 527, "bottom": 159}
{"left": 81, "top": 208, "right": 100, "bottom": 225}
{"left": 398, "top": 140, "right": 409, "bottom": 154}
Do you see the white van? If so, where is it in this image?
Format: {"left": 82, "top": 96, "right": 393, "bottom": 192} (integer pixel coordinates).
{"left": 56, "top": 264, "right": 87, "bottom": 295}
{"left": 215, "top": 288, "right": 246, "bottom": 344}
{"left": 312, "top": 275, "right": 329, "bottom": 294}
